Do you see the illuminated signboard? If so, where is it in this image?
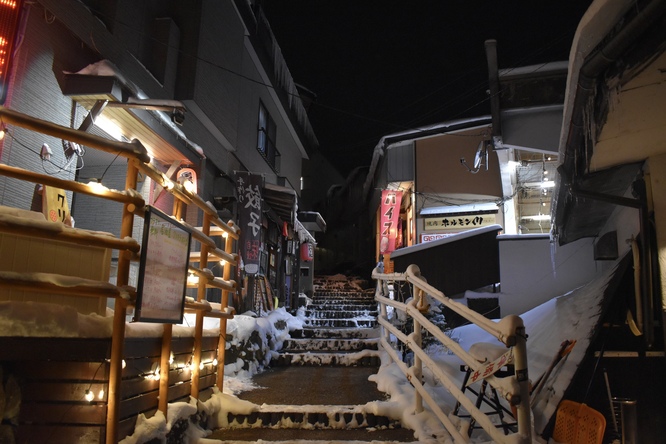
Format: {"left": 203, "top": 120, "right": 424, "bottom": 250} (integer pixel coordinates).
{"left": 0, "top": 0, "right": 23, "bottom": 104}
{"left": 424, "top": 213, "right": 496, "bottom": 231}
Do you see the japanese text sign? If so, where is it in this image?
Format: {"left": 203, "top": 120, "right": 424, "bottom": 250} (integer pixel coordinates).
{"left": 424, "top": 213, "right": 496, "bottom": 232}
{"left": 236, "top": 171, "right": 263, "bottom": 274}
{"left": 379, "top": 189, "right": 402, "bottom": 254}
{"left": 465, "top": 348, "right": 514, "bottom": 387}
{"left": 135, "top": 207, "right": 192, "bottom": 324}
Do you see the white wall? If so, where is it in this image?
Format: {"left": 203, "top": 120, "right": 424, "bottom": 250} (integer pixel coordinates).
{"left": 497, "top": 235, "right": 597, "bottom": 315}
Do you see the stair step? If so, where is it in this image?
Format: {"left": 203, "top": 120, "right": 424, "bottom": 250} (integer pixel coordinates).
{"left": 308, "top": 302, "right": 378, "bottom": 310}
{"left": 304, "top": 309, "right": 378, "bottom": 319}
{"left": 313, "top": 291, "right": 373, "bottom": 296}
{"left": 282, "top": 337, "right": 379, "bottom": 352}
{"left": 303, "top": 319, "right": 376, "bottom": 328}
{"left": 290, "top": 327, "right": 380, "bottom": 339}
{"left": 222, "top": 404, "right": 402, "bottom": 430}
{"left": 272, "top": 350, "right": 381, "bottom": 367}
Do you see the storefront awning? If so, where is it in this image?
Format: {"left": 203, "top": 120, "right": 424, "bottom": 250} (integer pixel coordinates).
{"left": 391, "top": 224, "right": 502, "bottom": 296}
{"left": 61, "top": 71, "right": 201, "bottom": 166}
{"left": 263, "top": 183, "right": 297, "bottom": 226}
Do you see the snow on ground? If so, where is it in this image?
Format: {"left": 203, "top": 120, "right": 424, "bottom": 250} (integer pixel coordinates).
{"left": 0, "top": 256, "right": 619, "bottom": 443}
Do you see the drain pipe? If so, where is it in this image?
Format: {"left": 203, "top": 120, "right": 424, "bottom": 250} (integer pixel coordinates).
{"left": 485, "top": 39, "right": 503, "bottom": 150}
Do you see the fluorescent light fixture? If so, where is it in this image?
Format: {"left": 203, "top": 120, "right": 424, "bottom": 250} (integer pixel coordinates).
{"left": 94, "top": 114, "right": 124, "bottom": 141}
{"left": 521, "top": 214, "right": 551, "bottom": 221}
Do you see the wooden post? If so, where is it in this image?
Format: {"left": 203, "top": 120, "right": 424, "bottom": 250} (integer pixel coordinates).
{"left": 216, "top": 225, "right": 235, "bottom": 389}
{"left": 158, "top": 324, "right": 173, "bottom": 413}
{"left": 191, "top": 213, "right": 211, "bottom": 397}
{"left": 106, "top": 160, "right": 139, "bottom": 443}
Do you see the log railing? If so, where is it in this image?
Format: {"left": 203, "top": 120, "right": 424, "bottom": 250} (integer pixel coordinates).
{"left": 0, "top": 106, "right": 239, "bottom": 442}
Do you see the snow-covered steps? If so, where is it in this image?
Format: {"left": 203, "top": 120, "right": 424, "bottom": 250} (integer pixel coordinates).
{"left": 271, "top": 349, "right": 381, "bottom": 367}
{"left": 281, "top": 337, "right": 379, "bottom": 352}
{"left": 304, "top": 309, "right": 379, "bottom": 319}
{"left": 302, "top": 318, "right": 377, "bottom": 328}
{"left": 290, "top": 327, "right": 380, "bottom": 339}
{"left": 223, "top": 403, "right": 401, "bottom": 430}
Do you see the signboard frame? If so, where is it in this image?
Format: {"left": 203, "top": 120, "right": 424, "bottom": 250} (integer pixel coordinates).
{"left": 134, "top": 206, "right": 192, "bottom": 324}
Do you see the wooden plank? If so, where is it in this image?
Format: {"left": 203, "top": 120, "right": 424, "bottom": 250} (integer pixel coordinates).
{"left": 22, "top": 381, "right": 108, "bottom": 403}
{"left": 0, "top": 338, "right": 111, "bottom": 361}
{"left": 19, "top": 402, "right": 107, "bottom": 424}
{"left": 122, "top": 356, "right": 160, "bottom": 378}
{"left": 198, "top": 373, "right": 217, "bottom": 392}
{"left": 124, "top": 337, "right": 162, "bottom": 358}
{"left": 120, "top": 376, "right": 159, "bottom": 399}
{"left": 12, "top": 361, "right": 109, "bottom": 380}
{"left": 15, "top": 424, "right": 103, "bottom": 444}
{"left": 167, "top": 381, "right": 192, "bottom": 401}
{"left": 118, "top": 391, "right": 159, "bottom": 419}
{"left": 171, "top": 336, "right": 195, "bottom": 354}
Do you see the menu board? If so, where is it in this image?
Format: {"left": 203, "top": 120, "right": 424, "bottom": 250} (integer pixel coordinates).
{"left": 135, "top": 206, "right": 192, "bottom": 323}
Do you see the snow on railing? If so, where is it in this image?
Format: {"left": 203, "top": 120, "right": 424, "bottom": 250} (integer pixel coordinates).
{"left": 373, "top": 264, "right": 532, "bottom": 444}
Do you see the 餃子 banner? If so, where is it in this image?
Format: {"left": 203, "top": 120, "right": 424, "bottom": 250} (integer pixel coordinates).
{"left": 235, "top": 171, "right": 263, "bottom": 275}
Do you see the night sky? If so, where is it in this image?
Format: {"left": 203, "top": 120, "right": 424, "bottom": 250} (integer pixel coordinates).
{"left": 263, "top": 1, "right": 594, "bottom": 176}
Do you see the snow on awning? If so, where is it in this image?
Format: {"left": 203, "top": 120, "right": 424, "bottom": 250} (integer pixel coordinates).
{"left": 60, "top": 60, "right": 201, "bottom": 165}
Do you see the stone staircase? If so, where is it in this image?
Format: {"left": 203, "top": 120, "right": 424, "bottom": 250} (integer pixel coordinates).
{"left": 272, "top": 281, "right": 381, "bottom": 367}
{"left": 208, "top": 275, "right": 419, "bottom": 443}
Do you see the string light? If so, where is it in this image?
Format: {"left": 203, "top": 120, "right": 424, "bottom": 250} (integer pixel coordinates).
{"left": 84, "top": 389, "right": 94, "bottom": 402}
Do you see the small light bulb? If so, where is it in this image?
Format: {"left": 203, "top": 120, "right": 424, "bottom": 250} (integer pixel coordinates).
{"left": 87, "top": 180, "right": 107, "bottom": 194}
{"left": 199, "top": 361, "right": 204, "bottom": 370}
{"left": 183, "top": 179, "right": 196, "bottom": 193}
{"left": 219, "top": 260, "right": 226, "bottom": 267}
{"left": 98, "top": 389, "right": 105, "bottom": 400}
{"left": 169, "top": 353, "right": 174, "bottom": 365}
{"left": 212, "top": 358, "right": 218, "bottom": 367}
{"left": 122, "top": 359, "right": 126, "bottom": 369}
{"left": 84, "top": 390, "right": 94, "bottom": 402}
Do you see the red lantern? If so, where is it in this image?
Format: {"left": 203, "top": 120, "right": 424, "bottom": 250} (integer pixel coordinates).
{"left": 300, "top": 242, "right": 314, "bottom": 262}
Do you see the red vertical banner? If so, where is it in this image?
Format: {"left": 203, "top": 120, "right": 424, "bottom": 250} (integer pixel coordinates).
{"left": 380, "top": 190, "right": 402, "bottom": 254}
{"left": 235, "top": 172, "right": 263, "bottom": 275}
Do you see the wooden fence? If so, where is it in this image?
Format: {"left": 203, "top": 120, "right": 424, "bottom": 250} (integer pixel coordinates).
{"left": 0, "top": 106, "right": 239, "bottom": 442}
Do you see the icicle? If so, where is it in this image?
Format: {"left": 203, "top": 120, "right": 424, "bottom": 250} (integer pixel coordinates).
{"left": 550, "top": 237, "right": 558, "bottom": 279}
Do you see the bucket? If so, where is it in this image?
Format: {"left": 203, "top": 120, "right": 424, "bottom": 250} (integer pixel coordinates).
{"left": 612, "top": 398, "right": 637, "bottom": 444}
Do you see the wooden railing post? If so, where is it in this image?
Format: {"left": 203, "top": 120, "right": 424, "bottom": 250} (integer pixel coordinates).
{"left": 216, "top": 225, "right": 235, "bottom": 389}
{"left": 191, "top": 213, "right": 211, "bottom": 397}
{"left": 106, "top": 159, "right": 139, "bottom": 443}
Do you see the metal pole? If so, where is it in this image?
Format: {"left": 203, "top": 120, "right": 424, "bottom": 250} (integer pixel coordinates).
{"left": 512, "top": 322, "right": 533, "bottom": 443}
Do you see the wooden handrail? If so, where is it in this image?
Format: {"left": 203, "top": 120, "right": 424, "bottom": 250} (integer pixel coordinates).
{"left": 0, "top": 214, "right": 141, "bottom": 253}
{"left": 0, "top": 163, "right": 146, "bottom": 208}
{"left": 0, "top": 106, "right": 150, "bottom": 163}
{"left": 0, "top": 271, "right": 136, "bottom": 300}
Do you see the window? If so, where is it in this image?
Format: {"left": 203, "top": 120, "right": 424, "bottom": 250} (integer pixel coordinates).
{"left": 258, "top": 102, "right": 280, "bottom": 172}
